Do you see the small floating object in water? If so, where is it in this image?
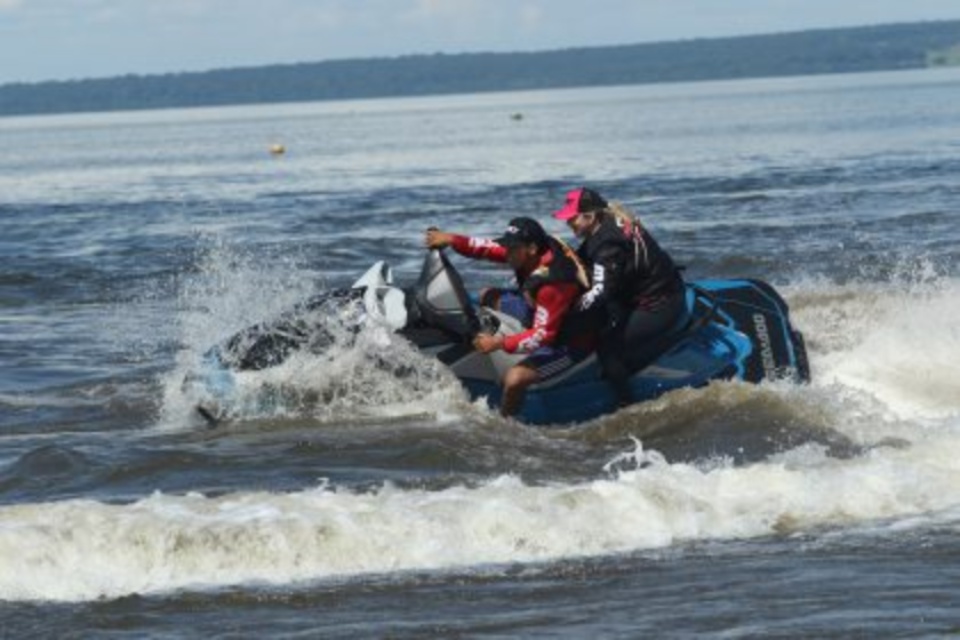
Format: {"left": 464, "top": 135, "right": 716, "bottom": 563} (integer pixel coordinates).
{"left": 510, "top": 112, "right": 523, "bottom": 121}
{"left": 269, "top": 143, "right": 286, "bottom": 155}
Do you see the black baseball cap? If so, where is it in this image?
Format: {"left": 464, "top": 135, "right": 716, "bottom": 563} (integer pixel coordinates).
{"left": 495, "top": 217, "right": 549, "bottom": 250}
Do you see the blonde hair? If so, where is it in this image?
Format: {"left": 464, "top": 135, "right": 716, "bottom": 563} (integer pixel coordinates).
{"left": 604, "top": 201, "right": 650, "bottom": 270}
{"left": 606, "top": 201, "right": 640, "bottom": 227}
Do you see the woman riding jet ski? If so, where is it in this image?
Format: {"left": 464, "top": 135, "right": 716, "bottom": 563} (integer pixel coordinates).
{"left": 553, "top": 186, "right": 686, "bottom": 408}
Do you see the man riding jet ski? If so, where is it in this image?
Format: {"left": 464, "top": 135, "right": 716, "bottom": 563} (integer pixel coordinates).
{"left": 425, "top": 217, "right": 592, "bottom": 417}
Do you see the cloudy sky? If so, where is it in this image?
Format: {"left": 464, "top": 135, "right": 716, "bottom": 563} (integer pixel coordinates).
{"left": 1, "top": 0, "right": 959, "bottom": 84}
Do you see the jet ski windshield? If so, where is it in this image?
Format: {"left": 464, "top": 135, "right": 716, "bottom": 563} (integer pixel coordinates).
{"left": 412, "top": 249, "right": 480, "bottom": 340}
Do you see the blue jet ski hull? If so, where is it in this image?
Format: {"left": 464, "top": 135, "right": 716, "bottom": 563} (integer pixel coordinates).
{"left": 459, "top": 279, "right": 809, "bottom": 425}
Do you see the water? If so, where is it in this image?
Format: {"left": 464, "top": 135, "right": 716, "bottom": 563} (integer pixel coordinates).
{"left": 1, "top": 67, "right": 960, "bottom": 637}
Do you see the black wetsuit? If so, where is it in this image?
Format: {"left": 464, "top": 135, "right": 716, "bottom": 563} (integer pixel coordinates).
{"left": 576, "top": 213, "right": 685, "bottom": 405}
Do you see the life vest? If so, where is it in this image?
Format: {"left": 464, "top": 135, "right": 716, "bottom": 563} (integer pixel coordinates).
{"left": 518, "top": 235, "right": 589, "bottom": 304}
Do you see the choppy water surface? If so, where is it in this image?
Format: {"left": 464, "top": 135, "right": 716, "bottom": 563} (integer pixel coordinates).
{"left": 1, "top": 68, "right": 959, "bottom": 637}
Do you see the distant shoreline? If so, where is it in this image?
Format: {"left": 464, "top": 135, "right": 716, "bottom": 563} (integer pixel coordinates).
{"left": 1, "top": 19, "right": 958, "bottom": 118}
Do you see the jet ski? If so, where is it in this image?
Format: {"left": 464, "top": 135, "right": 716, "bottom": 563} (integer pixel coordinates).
{"left": 186, "top": 249, "right": 810, "bottom": 425}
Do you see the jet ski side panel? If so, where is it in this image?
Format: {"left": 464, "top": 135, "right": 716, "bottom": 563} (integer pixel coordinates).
{"left": 693, "top": 279, "right": 809, "bottom": 383}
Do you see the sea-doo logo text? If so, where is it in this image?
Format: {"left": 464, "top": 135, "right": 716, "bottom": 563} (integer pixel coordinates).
{"left": 753, "top": 313, "right": 776, "bottom": 377}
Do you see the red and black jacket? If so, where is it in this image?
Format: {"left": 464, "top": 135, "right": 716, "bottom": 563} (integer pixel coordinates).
{"left": 449, "top": 234, "right": 588, "bottom": 354}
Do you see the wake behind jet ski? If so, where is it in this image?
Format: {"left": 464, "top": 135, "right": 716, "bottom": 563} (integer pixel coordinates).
{"left": 186, "top": 247, "right": 809, "bottom": 426}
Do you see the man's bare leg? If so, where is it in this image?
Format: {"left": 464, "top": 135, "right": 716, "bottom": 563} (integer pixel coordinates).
{"left": 500, "top": 364, "right": 539, "bottom": 417}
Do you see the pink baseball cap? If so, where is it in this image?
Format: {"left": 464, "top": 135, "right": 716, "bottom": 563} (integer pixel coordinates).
{"left": 552, "top": 187, "right": 609, "bottom": 221}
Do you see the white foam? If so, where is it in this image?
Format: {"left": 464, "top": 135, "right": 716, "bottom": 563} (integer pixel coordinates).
{"left": 155, "top": 240, "right": 472, "bottom": 430}
{"left": 789, "top": 275, "right": 960, "bottom": 423}
{"left": 3, "top": 433, "right": 960, "bottom": 602}
{"left": 0, "top": 392, "right": 100, "bottom": 409}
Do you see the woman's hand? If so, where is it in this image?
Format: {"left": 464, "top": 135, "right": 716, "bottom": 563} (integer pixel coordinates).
{"left": 472, "top": 333, "right": 504, "bottom": 354}
{"left": 425, "top": 229, "right": 455, "bottom": 249}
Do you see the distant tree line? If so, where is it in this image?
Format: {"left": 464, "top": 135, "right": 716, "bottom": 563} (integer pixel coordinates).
{"left": 928, "top": 43, "right": 960, "bottom": 66}
{"left": 1, "top": 20, "right": 958, "bottom": 117}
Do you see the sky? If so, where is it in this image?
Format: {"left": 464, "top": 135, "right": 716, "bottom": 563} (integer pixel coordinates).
{"left": 1, "top": 0, "right": 959, "bottom": 85}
